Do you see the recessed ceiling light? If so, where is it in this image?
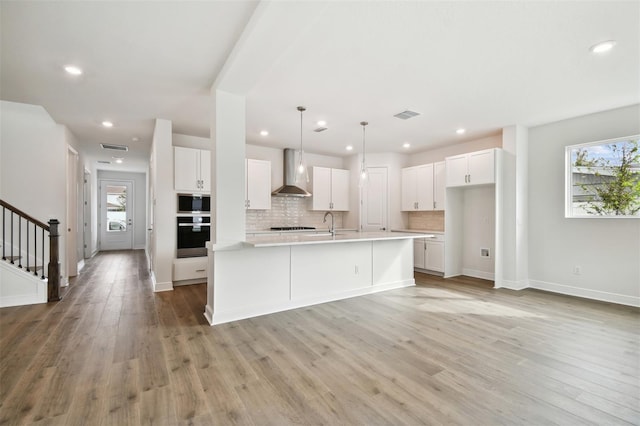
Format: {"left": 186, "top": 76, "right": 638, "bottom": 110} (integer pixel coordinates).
{"left": 260, "top": 130, "right": 269, "bottom": 136}
{"left": 317, "top": 120, "right": 326, "bottom": 127}
{"left": 102, "top": 121, "right": 113, "bottom": 128}
{"left": 132, "top": 137, "right": 139, "bottom": 142}
{"left": 113, "top": 157, "right": 123, "bottom": 164}
{"left": 590, "top": 40, "right": 616, "bottom": 54}
{"left": 456, "top": 128, "right": 466, "bottom": 135}
{"left": 64, "top": 65, "right": 83, "bottom": 75}
{"left": 346, "top": 145, "right": 353, "bottom": 151}
{"left": 403, "top": 142, "right": 411, "bottom": 149}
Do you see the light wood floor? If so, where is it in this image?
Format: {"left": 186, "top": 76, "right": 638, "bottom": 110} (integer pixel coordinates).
{"left": 1, "top": 250, "right": 638, "bottom": 425}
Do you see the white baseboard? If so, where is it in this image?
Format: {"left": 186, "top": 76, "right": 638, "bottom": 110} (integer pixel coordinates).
{"left": 498, "top": 279, "right": 529, "bottom": 290}
{"left": 153, "top": 281, "right": 173, "bottom": 292}
{"left": 204, "top": 305, "right": 214, "bottom": 325}
{"left": 462, "top": 268, "right": 495, "bottom": 281}
{"left": 77, "top": 259, "right": 85, "bottom": 272}
{"left": 134, "top": 244, "right": 146, "bottom": 250}
{"left": 529, "top": 279, "right": 640, "bottom": 308}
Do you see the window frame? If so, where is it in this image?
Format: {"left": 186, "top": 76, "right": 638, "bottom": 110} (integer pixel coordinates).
{"left": 565, "top": 134, "right": 640, "bottom": 219}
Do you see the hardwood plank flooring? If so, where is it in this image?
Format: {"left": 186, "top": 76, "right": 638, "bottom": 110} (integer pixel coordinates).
{"left": 1, "top": 250, "right": 638, "bottom": 425}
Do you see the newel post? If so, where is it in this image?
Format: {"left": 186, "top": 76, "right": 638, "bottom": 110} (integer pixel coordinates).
{"left": 48, "top": 219, "right": 61, "bottom": 302}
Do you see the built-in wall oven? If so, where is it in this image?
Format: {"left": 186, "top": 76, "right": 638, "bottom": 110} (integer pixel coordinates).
{"left": 177, "top": 193, "right": 211, "bottom": 214}
{"left": 177, "top": 216, "right": 210, "bottom": 258}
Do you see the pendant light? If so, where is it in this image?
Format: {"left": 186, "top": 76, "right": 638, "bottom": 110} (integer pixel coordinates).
{"left": 296, "top": 106, "right": 309, "bottom": 183}
{"left": 360, "top": 121, "right": 369, "bottom": 185}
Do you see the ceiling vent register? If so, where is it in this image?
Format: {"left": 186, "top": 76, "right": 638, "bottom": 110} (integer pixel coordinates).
{"left": 393, "top": 110, "right": 420, "bottom": 120}
{"left": 100, "top": 143, "right": 129, "bottom": 151}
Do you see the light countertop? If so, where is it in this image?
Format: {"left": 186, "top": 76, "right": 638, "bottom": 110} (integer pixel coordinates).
{"left": 245, "top": 230, "right": 429, "bottom": 248}
{"left": 392, "top": 228, "right": 444, "bottom": 235}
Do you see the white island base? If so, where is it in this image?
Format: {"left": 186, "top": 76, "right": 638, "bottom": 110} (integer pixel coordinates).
{"left": 204, "top": 235, "right": 418, "bottom": 325}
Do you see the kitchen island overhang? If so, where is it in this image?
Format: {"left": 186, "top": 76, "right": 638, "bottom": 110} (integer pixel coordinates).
{"left": 205, "top": 231, "right": 428, "bottom": 325}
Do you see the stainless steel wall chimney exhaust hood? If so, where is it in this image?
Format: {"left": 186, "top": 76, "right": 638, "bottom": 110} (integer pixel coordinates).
{"left": 271, "top": 148, "right": 311, "bottom": 197}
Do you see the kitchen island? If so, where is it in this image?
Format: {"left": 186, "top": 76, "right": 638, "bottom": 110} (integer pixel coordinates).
{"left": 205, "top": 231, "right": 427, "bottom": 325}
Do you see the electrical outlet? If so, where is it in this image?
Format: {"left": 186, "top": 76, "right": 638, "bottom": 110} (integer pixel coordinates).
{"left": 480, "top": 248, "right": 490, "bottom": 258}
{"left": 573, "top": 265, "right": 582, "bottom": 275}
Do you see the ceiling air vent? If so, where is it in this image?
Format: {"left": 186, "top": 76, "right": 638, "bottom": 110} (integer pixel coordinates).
{"left": 97, "top": 160, "right": 111, "bottom": 164}
{"left": 314, "top": 127, "right": 328, "bottom": 132}
{"left": 100, "top": 143, "right": 129, "bottom": 151}
{"left": 393, "top": 110, "right": 420, "bottom": 120}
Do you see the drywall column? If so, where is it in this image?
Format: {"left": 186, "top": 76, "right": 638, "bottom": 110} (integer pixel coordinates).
{"left": 151, "top": 118, "right": 174, "bottom": 291}
{"left": 499, "top": 125, "right": 529, "bottom": 289}
{"left": 211, "top": 90, "right": 246, "bottom": 243}
{"left": 205, "top": 90, "right": 246, "bottom": 324}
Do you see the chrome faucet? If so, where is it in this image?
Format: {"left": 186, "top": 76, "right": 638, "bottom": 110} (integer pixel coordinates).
{"left": 323, "top": 211, "right": 335, "bottom": 236}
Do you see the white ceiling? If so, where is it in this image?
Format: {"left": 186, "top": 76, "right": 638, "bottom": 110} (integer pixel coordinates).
{"left": 2, "top": 1, "right": 639, "bottom": 171}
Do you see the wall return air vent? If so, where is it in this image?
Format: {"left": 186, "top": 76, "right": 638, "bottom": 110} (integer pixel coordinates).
{"left": 393, "top": 110, "right": 420, "bottom": 120}
{"left": 100, "top": 143, "right": 129, "bottom": 151}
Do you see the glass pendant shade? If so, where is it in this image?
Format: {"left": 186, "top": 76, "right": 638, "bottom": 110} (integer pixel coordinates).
{"left": 296, "top": 106, "right": 309, "bottom": 183}
{"left": 359, "top": 121, "right": 368, "bottom": 186}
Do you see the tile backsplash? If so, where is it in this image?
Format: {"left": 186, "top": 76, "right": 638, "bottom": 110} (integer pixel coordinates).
{"left": 246, "top": 197, "right": 344, "bottom": 231}
{"left": 408, "top": 211, "right": 444, "bottom": 231}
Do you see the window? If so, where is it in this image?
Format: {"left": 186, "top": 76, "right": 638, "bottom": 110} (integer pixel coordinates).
{"left": 566, "top": 135, "right": 640, "bottom": 218}
{"left": 106, "top": 185, "right": 127, "bottom": 231}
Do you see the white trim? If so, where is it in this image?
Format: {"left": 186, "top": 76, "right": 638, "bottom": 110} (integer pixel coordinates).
{"left": 0, "top": 262, "right": 47, "bottom": 308}
{"left": 77, "top": 259, "right": 85, "bottom": 272}
{"left": 498, "top": 279, "right": 529, "bottom": 290}
{"left": 210, "top": 279, "right": 415, "bottom": 325}
{"left": 462, "top": 268, "right": 495, "bottom": 281}
{"left": 133, "top": 244, "right": 146, "bottom": 250}
{"left": 529, "top": 279, "right": 640, "bottom": 308}
{"left": 154, "top": 281, "right": 173, "bottom": 292}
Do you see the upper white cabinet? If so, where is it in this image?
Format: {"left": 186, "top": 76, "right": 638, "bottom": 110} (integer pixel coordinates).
{"left": 446, "top": 148, "right": 495, "bottom": 187}
{"left": 245, "top": 159, "right": 271, "bottom": 210}
{"left": 309, "top": 167, "right": 350, "bottom": 211}
{"left": 434, "top": 161, "right": 446, "bottom": 210}
{"left": 401, "top": 162, "right": 445, "bottom": 211}
{"left": 174, "top": 146, "right": 210, "bottom": 192}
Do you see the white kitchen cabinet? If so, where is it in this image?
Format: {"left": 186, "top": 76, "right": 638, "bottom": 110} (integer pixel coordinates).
{"left": 413, "top": 239, "right": 426, "bottom": 269}
{"left": 402, "top": 163, "right": 441, "bottom": 211}
{"left": 173, "top": 257, "right": 207, "bottom": 283}
{"left": 445, "top": 148, "right": 495, "bottom": 187}
{"left": 414, "top": 234, "right": 444, "bottom": 273}
{"left": 434, "top": 161, "right": 446, "bottom": 210}
{"left": 245, "top": 159, "right": 271, "bottom": 210}
{"left": 309, "top": 167, "right": 350, "bottom": 211}
{"left": 174, "top": 146, "right": 210, "bottom": 192}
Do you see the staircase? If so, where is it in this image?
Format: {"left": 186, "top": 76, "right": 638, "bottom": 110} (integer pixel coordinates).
{"left": 1, "top": 199, "right": 60, "bottom": 308}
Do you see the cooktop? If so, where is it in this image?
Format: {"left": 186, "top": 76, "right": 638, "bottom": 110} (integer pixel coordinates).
{"left": 270, "top": 226, "right": 316, "bottom": 231}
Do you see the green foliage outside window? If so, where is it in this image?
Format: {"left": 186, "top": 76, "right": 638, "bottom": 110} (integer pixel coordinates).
{"left": 568, "top": 137, "right": 640, "bottom": 217}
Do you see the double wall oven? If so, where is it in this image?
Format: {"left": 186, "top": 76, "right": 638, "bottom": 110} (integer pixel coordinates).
{"left": 177, "top": 194, "right": 211, "bottom": 258}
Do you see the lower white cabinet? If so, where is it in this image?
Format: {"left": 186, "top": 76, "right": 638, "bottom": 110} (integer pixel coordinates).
{"left": 413, "top": 234, "right": 444, "bottom": 273}
{"left": 173, "top": 257, "right": 208, "bottom": 282}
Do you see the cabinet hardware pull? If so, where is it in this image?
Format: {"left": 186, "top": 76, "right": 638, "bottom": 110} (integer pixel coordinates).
{"left": 195, "top": 269, "right": 206, "bottom": 272}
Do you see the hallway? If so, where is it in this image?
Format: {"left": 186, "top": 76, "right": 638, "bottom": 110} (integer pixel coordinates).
{"left": 1, "top": 250, "right": 638, "bottom": 425}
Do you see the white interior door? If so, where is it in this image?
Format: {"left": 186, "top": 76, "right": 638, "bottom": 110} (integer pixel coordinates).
{"left": 100, "top": 180, "right": 134, "bottom": 251}
{"left": 361, "top": 167, "right": 388, "bottom": 231}
{"left": 83, "top": 170, "right": 92, "bottom": 258}
{"left": 66, "top": 147, "right": 78, "bottom": 278}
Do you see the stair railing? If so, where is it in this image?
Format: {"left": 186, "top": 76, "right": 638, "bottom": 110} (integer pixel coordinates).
{"left": 0, "top": 199, "right": 60, "bottom": 302}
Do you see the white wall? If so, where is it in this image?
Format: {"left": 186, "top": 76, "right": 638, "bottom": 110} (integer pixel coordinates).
{"left": 408, "top": 134, "right": 502, "bottom": 166}
{"left": 150, "top": 119, "right": 174, "bottom": 291}
{"left": 97, "top": 170, "right": 147, "bottom": 249}
{"left": 462, "top": 186, "right": 495, "bottom": 279}
{"left": 0, "top": 100, "right": 67, "bottom": 281}
{"left": 528, "top": 104, "right": 640, "bottom": 306}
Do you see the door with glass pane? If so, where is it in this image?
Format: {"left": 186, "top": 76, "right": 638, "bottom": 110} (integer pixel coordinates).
{"left": 100, "top": 180, "right": 133, "bottom": 250}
